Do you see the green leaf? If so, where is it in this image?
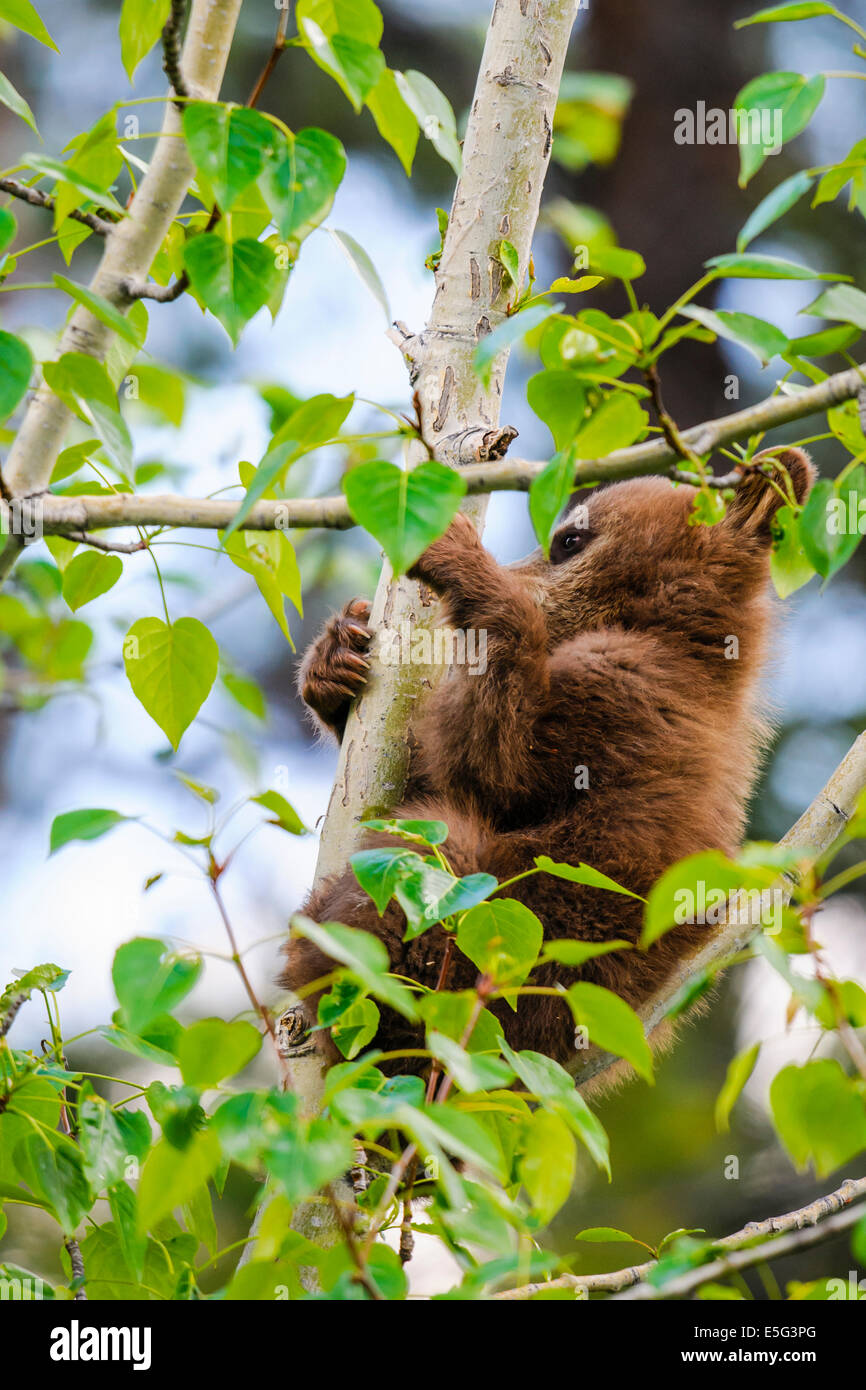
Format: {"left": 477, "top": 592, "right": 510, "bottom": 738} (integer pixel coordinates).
{"left": 527, "top": 371, "right": 588, "bottom": 451}
{"left": 331, "top": 996, "right": 380, "bottom": 1059}
{"left": 183, "top": 102, "right": 275, "bottom": 211}
{"left": 138, "top": 1130, "right": 221, "bottom": 1232}
{"left": 770, "top": 503, "right": 816, "bottom": 598}
{"left": 394, "top": 70, "right": 461, "bottom": 174}
{"left": 221, "top": 668, "right": 266, "bottom": 719}
{"left": 329, "top": 227, "right": 390, "bottom": 321}
{"left": 679, "top": 304, "right": 788, "bottom": 365}
{"left": 261, "top": 126, "right": 346, "bottom": 242}
{"left": 528, "top": 450, "right": 578, "bottom": 553}
{"left": 78, "top": 1093, "right": 130, "bottom": 1191}
{"left": 252, "top": 790, "right": 307, "bottom": 834}
{"left": 799, "top": 469, "right": 866, "bottom": 579}
{"left": 61, "top": 551, "right": 122, "bottom": 611}
{"left": 0, "top": 205, "right": 15, "bottom": 252}
{"left": 177, "top": 1019, "right": 261, "bottom": 1088}
{"left": 642, "top": 849, "right": 775, "bottom": 948}
{"left": 123, "top": 616, "right": 218, "bottom": 749}
{"left": 0, "top": 0, "right": 57, "bottom": 49}
{"left": 360, "top": 817, "right": 449, "bottom": 846}
{"left": 801, "top": 283, "right": 866, "bottom": 331}
{"left": 291, "top": 915, "right": 418, "bottom": 1020}
{"left": 566, "top": 981, "right": 653, "bottom": 1082}
{"left": 350, "top": 847, "right": 421, "bottom": 914}
{"left": 53, "top": 274, "right": 144, "bottom": 344}
{"left": 537, "top": 854, "right": 643, "bottom": 898}
{"left": 42, "top": 352, "right": 132, "bottom": 479}
{"left": 183, "top": 233, "right": 279, "bottom": 345}
{"left": 49, "top": 807, "right": 129, "bottom": 854}
{"left": 343, "top": 458, "right": 466, "bottom": 575}
{"left": 786, "top": 324, "right": 861, "bottom": 357}
{"left": 366, "top": 69, "right": 418, "bottom": 174}
{"left": 222, "top": 392, "right": 353, "bottom": 544}
{"left": 427, "top": 1031, "right": 515, "bottom": 1092}
{"left": 222, "top": 529, "right": 301, "bottom": 645}
{"left": 456, "top": 900, "right": 543, "bottom": 1001}
{"left": 736, "top": 170, "right": 815, "bottom": 251}
{"left": 734, "top": 71, "right": 825, "bottom": 185}
{"left": 0, "top": 69, "right": 38, "bottom": 133}
{"left": 113, "top": 937, "right": 201, "bottom": 1034}
{"left": 499, "top": 1040, "right": 611, "bottom": 1175}
{"left": 576, "top": 1226, "right": 644, "bottom": 1244}
{"left": 541, "top": 938, "right": 632, "bottom": 967}
{"left": 17, "top": 1134, "right": 90, "bottom": 1234}
{"left": 297, "top": 0, "right": 385, "bottom": 110}
{"left": 705, "top": 253, "right": 845, "bottom": 281}
{"left": 0, "top": 331, "right": 33, "bottom": 419}
{"left": 518, "top": 1109, "right": 576, "bottom": 1224}
{"left": 770, "top": 1059, "right": 866, "bottom": 1177}
{"left": 592, "top": 246, "right": 646, "bottom": 280}
{"left": 23, "top": 152, "right": 125, "bottom": 215}
{"left": 119, "top": 0, "right": 171, "bottom": 79}
{"left": 573, "top": 392, "right": 648, "bottom": 457}
{"left": 736, "top": 3, "right": 840, "bottom": 25}
{"left": 473, "top": 304, "right": 555, "bottom": 389}
{"left": 715, "top": 1042, "right": 760, "bottom": 1132}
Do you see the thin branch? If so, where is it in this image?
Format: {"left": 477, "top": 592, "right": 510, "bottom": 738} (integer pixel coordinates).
{"left": 162, "top": 0, "right": 190, "bottom": 104}
{"left": 121, "top": 272, "right": 190, "bottom": 303}
{"left": 9, "top": 362, "right": 863, "bottom": 541}
{"left": 570, "top": 730, "right": 866, "bottom": 1086}
{"left": 64, "top": 531, "right": 149, "bottom": 555}
{"left": 0, "top": 178, "right": 116, "bottom": 237}
{"left": 63, "top": 1237, "right": 87, "bottom": 1302}
{"left": 493, "top": 1174, "right": 866, "bottom": 1300}
{"left": 614, "top": 1200, "right": 866, "bottom": 1302}
{"left": 248, "top": 3, "right": 292, "bottom": 109}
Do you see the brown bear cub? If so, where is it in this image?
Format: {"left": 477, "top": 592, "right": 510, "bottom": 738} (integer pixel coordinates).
{"left": 282, "top": 450, "right": 814, "bottom": 1066}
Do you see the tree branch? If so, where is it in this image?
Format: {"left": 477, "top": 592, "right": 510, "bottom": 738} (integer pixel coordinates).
{"left": 0, "top": 178, "right": 116, "bottom": 236}
{"left": 0, "top": 0, "right": 244, "bottom": 584}
{"left": 493, "top": 1174, "right": 866, "bottom": 1300}
{"left": 12, "top": 365, "right": 862, "bottom": 544}
{"left": 569, "top": 730, "right": 866, "bottom": 1086}
{"left": 162, "top": 0, "right": 190, "bottom": 104}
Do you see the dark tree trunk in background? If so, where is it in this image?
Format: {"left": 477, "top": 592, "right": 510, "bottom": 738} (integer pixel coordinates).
{"left": 576, "top": 0, "right": 766, "bottom": 425}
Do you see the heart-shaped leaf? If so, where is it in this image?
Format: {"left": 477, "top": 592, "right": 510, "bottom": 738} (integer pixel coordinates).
{"left": 183, "top": 102, "right": 276, "bottom": 211}
{"left": 183, "top": 234, "right": 279, "bottom": 345}
{"left": 123, "top": 616, "right": 218, "bottom": 749}
{"left": 343, "top": 459, "right": 466, "bottom": 575}
{"left": 0, "top": 330, "right": 33, "bottom": 420}
{"left": 61, "top": 551, "right": 123, "bottom": 611}
{"left": 261, "top": 127, "right": 346, "bottom": 242}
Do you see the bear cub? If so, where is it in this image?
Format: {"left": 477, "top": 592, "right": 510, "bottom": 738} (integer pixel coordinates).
{"left": 281, "top": 450, "right": 814, "bottom": 1066}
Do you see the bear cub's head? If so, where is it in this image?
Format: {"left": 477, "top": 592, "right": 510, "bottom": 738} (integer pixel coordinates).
{"left": 514, "top": 448, "right": 815, "bottom": 644}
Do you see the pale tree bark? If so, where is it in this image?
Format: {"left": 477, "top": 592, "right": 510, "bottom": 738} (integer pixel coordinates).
{"left": 0, "top": 0, "right": 244, "bottom": 578}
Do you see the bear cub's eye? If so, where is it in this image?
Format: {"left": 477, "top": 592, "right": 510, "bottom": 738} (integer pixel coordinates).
{"left": 550, "top": 528, "right": 591, "bottom": 565}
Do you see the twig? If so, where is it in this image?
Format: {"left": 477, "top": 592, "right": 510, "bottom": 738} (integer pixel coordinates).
{"left": 614, "top": 1200, "right": 866, "bottom": 1301}
{"left": 644, "top": 362, "right": 709, "bottom": 473}
{"left": 121, "top": 272, "right": 189, "bottom": 303}
{"left": 325, "top": 1183, "right": 385, "bottom": 1300}
{"left": 0, "top": 178, "right": 116, "bottom": 237}
{"left": 64, "top": 531, "right": 149, "bottom": 555}
{"left": 248, "top": 3, "right": 291, "bottom": 109}
{"left": 63, "top": 1237, "right": 88, "bottom": 1302}
{"left": 209, "top": 868, "right": 293, "bottom": 1092}
{"left": 162, "top": 0, "right": 190, "bottom": 104}
{"left": 493, "top": 1174, "right": 866, "bottom": 1300}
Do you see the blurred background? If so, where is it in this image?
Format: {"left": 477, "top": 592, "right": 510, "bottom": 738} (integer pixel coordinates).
{"left": 1, "top": 0, "right": 865, "bottom": 1297}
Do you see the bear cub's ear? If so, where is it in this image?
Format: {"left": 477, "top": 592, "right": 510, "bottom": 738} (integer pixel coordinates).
{"left": 724, "top": 447, "right": 815, "bottom": 539}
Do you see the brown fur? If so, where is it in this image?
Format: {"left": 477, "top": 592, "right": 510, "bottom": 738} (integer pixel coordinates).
{"left": 282, "top": 450, "right": 814, "bottom": 1067}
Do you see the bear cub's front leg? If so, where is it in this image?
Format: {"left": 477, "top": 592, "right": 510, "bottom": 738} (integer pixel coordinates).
{"left": 297, "top": 596, "right": 372, "bottom": 738}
